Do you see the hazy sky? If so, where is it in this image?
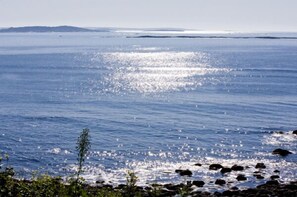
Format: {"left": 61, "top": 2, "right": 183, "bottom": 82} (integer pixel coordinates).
{"left": 0, "top": 0, "right": 296, "bottom": 31}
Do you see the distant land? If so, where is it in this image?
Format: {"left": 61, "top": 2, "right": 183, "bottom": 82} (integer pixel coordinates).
{"left": 0, "top": 26, "right": 109, "bottom": 33}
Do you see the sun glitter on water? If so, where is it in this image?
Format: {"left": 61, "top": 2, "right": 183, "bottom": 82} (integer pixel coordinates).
{"left": 87, "top": 50, "right": 231, "bottom": 94}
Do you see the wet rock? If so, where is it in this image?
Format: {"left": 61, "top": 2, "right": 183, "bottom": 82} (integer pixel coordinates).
{"left": 266, "top": 180, "right": 279, "bottom": 185}
{"left": 175, "top": 169, "right": 192, "bottom": 176}
{"left": 215, "top": 179, "right": 226, "bottom": 185}
{"left": 222, "top": 190, "right": 239, "bottom": 196}
{"left": 272, "top": 148, "right": 292, "bottom": 156}
{"left": 236, "top": 174, "right": 247, "bottom": 181}
{"left": 164, "top": 183, "right": 183, "bottom": 191}
{"left": 254, "top": 174, "right": 265, "bottom": 179}
{"left": 275, "top": 131, "right": 284, "bottom": 134}
{"left": 255, "top": 163, "right": 266, "bottom": 169}
{"left": 192, "top": 180, "right": 205, "bottom": 187}
{"left": 115, "top": 184, "right": 126, "bottom": 189}
{"left": 293, "top": 130, "right": 297, "bottom": 135}
{"left": 209, "top": 164, "right": 223, "bottom": 170}
{"left": 231, "top": 164, "right": 244, "bottom": 171}
{"left": 231, "top": 186, "right": 238, "bottom": 190}
{"left": 274, "top": 170, "right": 280, "bottom": 173}
{"left": 271, "top": 175, "right": 280, "bottom": 180}
{"left": 220, "top": 167, "right": 231, "bottom": 174}
{"left": 194, "top": 163, "right": 202, "bottom": 166}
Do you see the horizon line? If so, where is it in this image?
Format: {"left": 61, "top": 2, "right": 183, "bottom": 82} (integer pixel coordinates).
{"left": 0, "top": 25, "right": 297, "bottom": 34}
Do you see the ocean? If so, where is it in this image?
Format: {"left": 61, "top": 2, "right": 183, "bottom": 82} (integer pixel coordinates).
{"left": 0, "top": 31, "right": 296, "bottom": 190}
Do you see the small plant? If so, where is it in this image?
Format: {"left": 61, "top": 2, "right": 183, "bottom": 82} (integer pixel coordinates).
{"left": 72, "top": 128, "right": 91, "bottom": 196}
{"left": 178, "top": 182, "right": 192, "bottom": 197}
{"left": 124, "top": 170, "right": 139, "bottom": 197}
{"left": 76, "top": 128, "right": 91, "bottom": 180}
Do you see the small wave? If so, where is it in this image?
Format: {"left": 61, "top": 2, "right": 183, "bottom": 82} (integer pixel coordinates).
{"left": 262, "top": 131, "right": 297, "bottom": 146}
{"left": 60, "top": 157, "right": 297, "bottom": 190}
{"left": 47, "top": 148, "right": 71, "bottom": 155}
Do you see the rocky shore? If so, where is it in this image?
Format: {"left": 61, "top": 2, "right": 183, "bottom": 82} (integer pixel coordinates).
{"left": 1, "top": 130, "right": 296, "bottom": 196}
{"left": 92, "top": 180, "right": 297, "bottom": 197}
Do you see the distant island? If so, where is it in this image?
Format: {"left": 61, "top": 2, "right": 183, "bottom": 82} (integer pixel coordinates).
{"left": 0, "top": 26, "right": 109, "bottom": 33}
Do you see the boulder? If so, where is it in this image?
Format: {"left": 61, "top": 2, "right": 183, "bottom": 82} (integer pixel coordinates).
{"left": 272, "top": 148, "right": 292, "bottom": 156}
{"left": 192, "top": 180, "right": 205, "bottom": 187}
{"left": 194, "top": 163, "right": 202, "bottom": 166}
{"left": 176, "top": 169, "right": 192, "bottom": 177}
{"left": 266, "top": 180, "right": 279, "bottom": 185}
{"left": 223, "top": 190, "right": 240, "bottom": 196}
{"left": 215, "top": 179, "right": 226, "bottom": 185}
{"left": 293, "top": 130, "right": 297, "bottom": 135}
{"left": 273, "top": 170, "right": 280, "bottom": 173}
{"left": 209, "top": 164, "right": 223, "bottom": 170}
{"left": 271, "top": 175, "right": 280, "bottom": 180}
{"left": 220, "top": 167, "right": 232, "bottom": 174}
{"left": 254, "top": 174, "right": 264, "bottom": 179}
{"left": 255, "top": 163, "right": 266, "bottom": 169}
{"left": 236, "top": 174, "right": 247, "bottom": 181}
{"left": 231, "top": 165, "right": 244, "bottom": 171}
{"left": 275, "top": 131, "right": 284, "bottom": 134}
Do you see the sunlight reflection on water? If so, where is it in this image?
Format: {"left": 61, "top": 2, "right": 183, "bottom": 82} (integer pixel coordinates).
{"left": 92, "top": 51, "right": 231, "bottom": 93}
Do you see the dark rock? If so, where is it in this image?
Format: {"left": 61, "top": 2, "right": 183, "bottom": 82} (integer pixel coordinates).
{"left": 292, "top": 130, "right": 297, "bottom": 135}
{"left": 254, "top": 174, "right": 265, "bottom": 179}
{"left": 192, "top": 180, "right": 205, "bottom": 187}
{"left": 266, "top": 180, "right": 279, "bottom": 185}
{"left": 220, "top": 167, "right": 232, "bottom": 174}
{"left": 230, "top": 186, "right": 239, "bottom": 190}
{"left": 236, "top": 174, "right": 247, "bottom": 181}
{"left": 272, "top": 148, "right": 292, "bottom": 156}
{"left": 164, "top": 183, "right": 184, "bottom": 191}
{"left": 179, "top": 169, "right": 192, "bottom": 176}
{"left": 222, "top": 190, "right": 239, "bottom": 196}
{"left": 215, "top": 179, "right": 226, "bottom": 185}
{"left": 95, "top": 180, "right": 104, "bottom": 184}
{"left": 209, "top": 164, "right": 223, "bottom": 170}
{"left": 175, "top": 169, "right": 192, "bottom": 176}
{"left": 253, "top": 171, "right": 261, "bottom": 174}
{"left": 255, "top": 163, "right": 266, "bottom": 169}
{"left": 275, "top": 131, "right": 284, "bottom": 134}
{"left": 194, "top": 163, "right": 202, "bottom": 166}
{"left": 271, "top": 175, "right": 280, "bottom": 180}
{"left": 115, "top": 184, "right": 126, "bottom": 189}
{"left": 231, "top": 165, "right": 244, "bottom": 171}
{"left": 274, "top": 170, "right": 280, "bottom": 173}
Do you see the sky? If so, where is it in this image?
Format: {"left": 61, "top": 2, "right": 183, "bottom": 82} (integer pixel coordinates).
{"left": 0, "top": 0, "right": 297, "bottom": 32}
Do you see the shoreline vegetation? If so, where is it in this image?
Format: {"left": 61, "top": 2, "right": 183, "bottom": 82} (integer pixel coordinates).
{"left": 1, "top": 129, "right": 296, "bottom": 197}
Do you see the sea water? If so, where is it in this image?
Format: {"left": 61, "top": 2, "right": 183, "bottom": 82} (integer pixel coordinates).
{"left": 0, "top": 32, "right": 296, "bottom": 190}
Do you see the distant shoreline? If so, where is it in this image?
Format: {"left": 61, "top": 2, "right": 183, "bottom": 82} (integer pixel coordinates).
{"left": 0, "top": 26, "right": 109, "bottom": 33}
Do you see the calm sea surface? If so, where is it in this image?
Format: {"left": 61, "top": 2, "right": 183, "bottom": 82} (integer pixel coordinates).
{"left": 0, "top": 32, "right": 296, "bottom": 189}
